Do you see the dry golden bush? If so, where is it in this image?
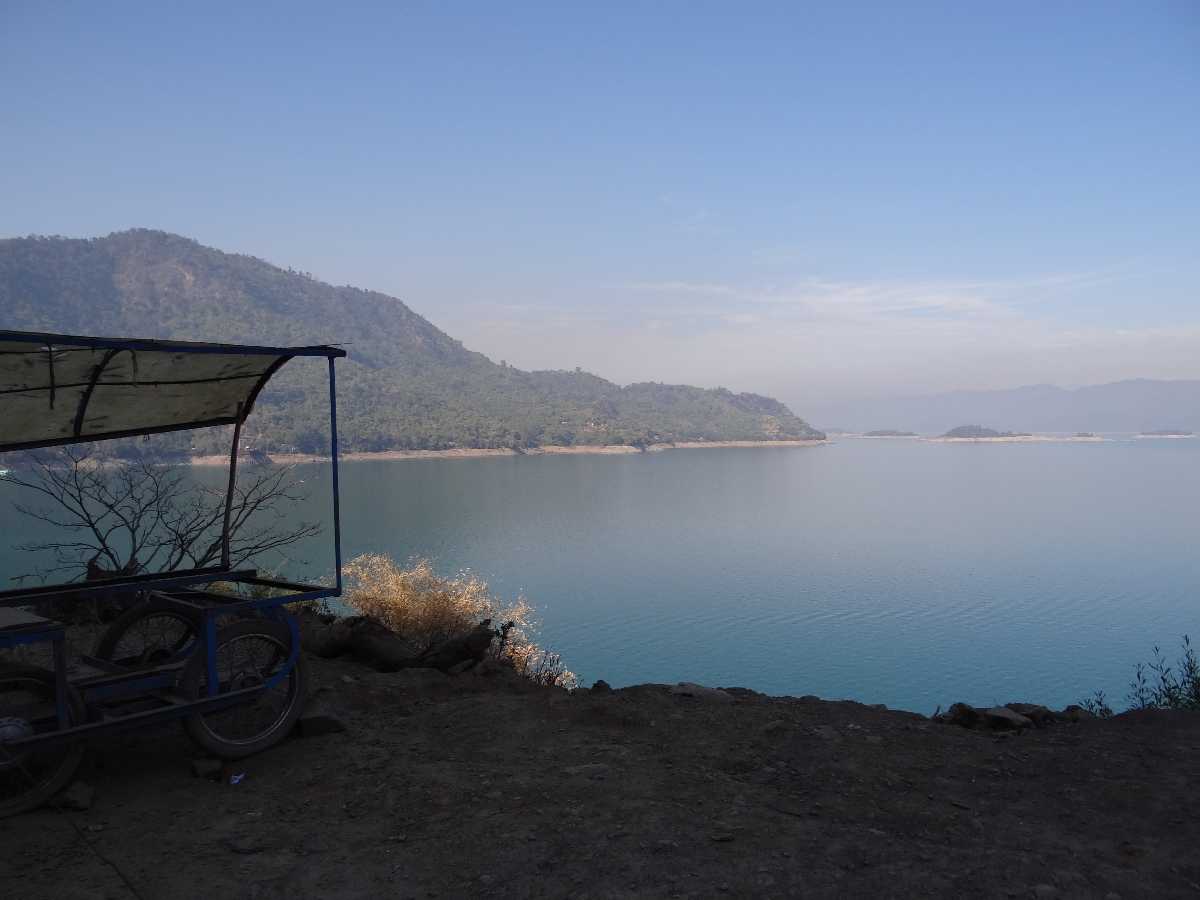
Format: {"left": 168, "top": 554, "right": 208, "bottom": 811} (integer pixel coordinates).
{"left": 342, "top": 554, "right": 576, "bottom": 688}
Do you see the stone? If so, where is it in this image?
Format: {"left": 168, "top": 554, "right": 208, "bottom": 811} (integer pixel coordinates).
{"left": 982, "top": 707, "right": 1033, "bottom": 730}
{"left": 563, "top": 763, "right": 611, "bottom": 778}
{"left": 447, "top": 659, "right": 476, "bottom": 675}
{"left": 591, "top": 679, "right": 613, "bottom": 694}
{"left": 762, "top": 719, "right": 789, "bottom": 735}
{"left": 670, "top": 682, "right": 734, "bottom": 703}
{"left": 1032, "top": 885, "right": 1059, "bottom": 899}
{"left": 940, "top": 703, "right": 982, "bottom": 729}
{"left": 1060, "top": 704, "right": 1095, "bottom": 722}
{"left": 1005, "top": 703, "right": 1056, "bottom": 727}
{"left": 191, "top": 758, "right": 223, "bottom": 780}
{"left": 296, "top": 713, "right": 347, "bottom": 738}
{"left": 812, "top": 725, "right": 841, "bottom": 741}
{"left": 222, "top": 835, "right": 268, "bottom": 855}
{"left": 384, "top": 668, "right": 448, "bottom": 690}
{"left": 57, "top": 780, "right": 94, "bottom": 811}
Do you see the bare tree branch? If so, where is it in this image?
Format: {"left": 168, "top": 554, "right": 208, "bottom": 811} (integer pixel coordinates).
{"left": 5, "top": 449, "right": 320, "bottom": 584}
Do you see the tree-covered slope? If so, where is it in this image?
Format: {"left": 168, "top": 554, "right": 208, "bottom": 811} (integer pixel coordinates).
{"left": 0, "top": 230, "right": 824, "bottom": 451}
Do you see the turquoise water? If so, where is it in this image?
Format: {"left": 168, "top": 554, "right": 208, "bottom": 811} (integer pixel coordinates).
{"left": 3, "top": 439, "right": 1198, "bottom": 713}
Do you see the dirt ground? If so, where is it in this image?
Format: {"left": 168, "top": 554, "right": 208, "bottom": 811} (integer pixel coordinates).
{"left": 2, "top": 652, "right": 1199, "bottom": 900}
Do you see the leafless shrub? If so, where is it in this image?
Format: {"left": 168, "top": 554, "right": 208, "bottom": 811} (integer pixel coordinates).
{"left": 342, "top": 553, "right": 576, "bottom": 688}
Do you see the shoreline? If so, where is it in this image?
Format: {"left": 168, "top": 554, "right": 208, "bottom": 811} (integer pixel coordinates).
{"left": 189, "top": 439, "right": 828, "bottom": 466}
{"left": 923, "top": 434, "right": 1106, "bottom": 444}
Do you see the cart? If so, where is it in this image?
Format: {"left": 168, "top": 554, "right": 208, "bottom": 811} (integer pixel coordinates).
{"left": 0, "top": 330, "right": 346, "bottom": 817}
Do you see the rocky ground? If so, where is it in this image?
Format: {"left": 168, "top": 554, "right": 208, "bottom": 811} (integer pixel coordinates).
{"left": 2, "top": 651, "right": 1199, "bottom": 900}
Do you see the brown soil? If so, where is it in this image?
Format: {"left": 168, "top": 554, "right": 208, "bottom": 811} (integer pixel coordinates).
{"left": 2, "top": 653, "right": 1199, "bottom": 899}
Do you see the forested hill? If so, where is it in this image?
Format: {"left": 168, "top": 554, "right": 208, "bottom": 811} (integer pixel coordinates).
{"left": 0, "top": 230, "right": 824, "bottom": 452}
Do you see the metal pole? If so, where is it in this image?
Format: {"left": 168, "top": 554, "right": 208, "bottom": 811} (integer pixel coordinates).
{"left": 221, "top": 405, "right": 243, "bottom": 570}
{"left": 328, "top": 357, "right": 343, "bottom": 592}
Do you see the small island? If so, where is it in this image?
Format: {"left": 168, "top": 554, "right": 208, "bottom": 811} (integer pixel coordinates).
{"left": 863, "top": 429, "right": 919, "bottom": 438}
{"left": 928, "top": 425, "right": 1106, "bottom": 444}
{"left": 1138, "top": 429, "right": 1195, "bottom": 438}
{"left": 941, "top": 425, "right": 1032, "bottom": 439}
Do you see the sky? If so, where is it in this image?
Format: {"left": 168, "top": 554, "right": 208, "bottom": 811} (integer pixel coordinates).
{"left": 2, "top": 2, "right": 1198, "bottom": 412}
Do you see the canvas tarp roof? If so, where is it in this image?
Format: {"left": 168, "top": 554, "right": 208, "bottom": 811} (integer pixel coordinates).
{"left": 0, "top": 331, "right": 344, "bottom": 452}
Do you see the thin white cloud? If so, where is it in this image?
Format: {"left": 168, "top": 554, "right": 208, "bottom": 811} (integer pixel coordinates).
{"left": 437, "top": 267, "right": 1200, "bottom": 407}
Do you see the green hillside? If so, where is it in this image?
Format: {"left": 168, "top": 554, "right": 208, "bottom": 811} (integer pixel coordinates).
{"left": 0, "top": 230, "right": 824, "bottom": 452}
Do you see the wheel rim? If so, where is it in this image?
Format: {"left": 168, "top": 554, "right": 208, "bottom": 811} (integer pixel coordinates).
{"left": 108, "top": 612, "right": 198, "bottom": 667}
{"left": 194, "top": 632, "right": 298, "bottom": 747}
{"left": 0, "top": 675, "right": 78, "bottom": 811}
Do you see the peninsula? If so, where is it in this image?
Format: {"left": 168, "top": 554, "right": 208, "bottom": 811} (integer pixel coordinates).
{"left": 0, "top": 231, "right": 824, "bottom": 455}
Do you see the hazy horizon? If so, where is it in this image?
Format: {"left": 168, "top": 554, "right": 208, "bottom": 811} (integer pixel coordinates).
{"left": 2, "top": 3, "right": 1198, "bottom": 412}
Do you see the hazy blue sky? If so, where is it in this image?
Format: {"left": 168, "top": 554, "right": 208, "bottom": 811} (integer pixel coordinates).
{"left": 2, "top": 2, "right": 1197, "bottom": 408}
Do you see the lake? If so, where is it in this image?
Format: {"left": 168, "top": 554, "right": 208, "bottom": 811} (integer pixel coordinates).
{"left": 3, "top": 438, "right": 1197, "bottom": 713}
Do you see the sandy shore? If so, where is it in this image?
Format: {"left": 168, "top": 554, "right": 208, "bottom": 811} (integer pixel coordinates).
{"left": 189, "top": 439, "right": 828, "bottom": 466}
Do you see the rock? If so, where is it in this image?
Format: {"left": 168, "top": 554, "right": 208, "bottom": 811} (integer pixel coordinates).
{"left": 812, "top": 725, "right": 841, "bottom": 741}
{"left": 57, "top": 780, "right": 94, "bottom": 811}
{"left": 298, "top": 613, "right": 353, "bottom": 658}
{"left": 982, "top": 707, "right": 1033, "bottom": 730}
{"left": 447, "top": 659, "right": 477, "bottom": 675}
{"left": 1060, "top": 704, "right": 1095, "bottom": 722}
{"left": 762, "top": 719, "right": 789, "bottom": 735}
{"left": 296, "top": 713, "right": 347, "bottom": 738}
{"left": 591, "top": 679, "right": 613, "bottom": 694}
{"left": 563, "top": 763, "right": 611, "bottom": 778}
{"left": 1005, "top": 703, "right": 1055, "bottom": 727}
{"left": 191, "top": 758, "right": 223, "bottom": 780}
{"left": 471, "top": 659, "right": 502, "bottom": 677}
{"left": 935, "top": 703, "right": 1032, "bottom": 731}
{"left": 939, "top": 703, "right": 982, "bottom": 729}
{"left": 670, "top": 682, "right": 734, "bottom": 703}
{"left": 222, "top": 835, "right": 268, "bottom": 855}
{"left": 411, "top": 620, "right": 498, "bottom": 672}
{"left": 1032, "top": 885, "right": 1059, "bottom": 899}
{"left": 385, "top": 668, "right": 449, "bottom": 690}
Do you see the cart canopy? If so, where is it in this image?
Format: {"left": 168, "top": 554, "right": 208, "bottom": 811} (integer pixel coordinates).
{"left": 0, "top": 331, "right": 345, "bottom": 452}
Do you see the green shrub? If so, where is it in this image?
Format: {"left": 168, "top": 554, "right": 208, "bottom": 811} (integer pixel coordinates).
{"left": 1127, "top": 635, "right": 1200, "bottom": 711}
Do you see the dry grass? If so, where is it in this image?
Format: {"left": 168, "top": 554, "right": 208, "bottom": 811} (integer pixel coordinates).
{"left": 342, "top": 554, "right": 577, "bottom": 689}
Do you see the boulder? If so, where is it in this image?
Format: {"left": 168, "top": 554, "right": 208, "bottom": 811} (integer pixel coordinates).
{"left": 940, "top": 703, "right": 982, "bottom": 729}
{"left": 1060, "top": 704, "right": 1096, "bottom": 722}
{"left": 1005, "top": 703, "right": 1056, "bottom": 727}
{"left": 670, "top": 682, "right": 734, "bottom": 703}
{"left": 981, "top": 706, "right": 1033, "bottom": 730}
{"left": 591, "top": 679, "right": 613, "bottom": 694}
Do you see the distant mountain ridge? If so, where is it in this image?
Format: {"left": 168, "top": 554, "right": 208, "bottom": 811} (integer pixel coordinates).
{"left": 810, "top": 380, "right": 1200, "bottom": 435}
{"left": 0, "top": 230, "right": 824, "bottom": 452}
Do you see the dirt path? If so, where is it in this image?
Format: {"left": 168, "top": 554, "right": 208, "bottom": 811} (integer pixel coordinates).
{"left": 3, "top": 653, "right": 1199, "bottom": 899}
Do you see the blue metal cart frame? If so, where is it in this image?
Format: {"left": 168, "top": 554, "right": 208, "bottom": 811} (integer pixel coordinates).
{"left": 0, "top": 331, "right": 346, "bottom": 812}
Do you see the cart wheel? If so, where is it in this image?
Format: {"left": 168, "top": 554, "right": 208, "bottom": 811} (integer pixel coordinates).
{"left": 94, "top": 597, "right": 203, "bottom": 668}
{"left": 0, "top": 665, "right": 87, "bottom": 819}
{"left": 179, "top": 619, "right": 307, "bottom": 759}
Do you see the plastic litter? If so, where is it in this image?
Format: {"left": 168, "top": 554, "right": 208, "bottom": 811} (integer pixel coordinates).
{"left": 229, "top": 773, "right": 246, "bottom": 785}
